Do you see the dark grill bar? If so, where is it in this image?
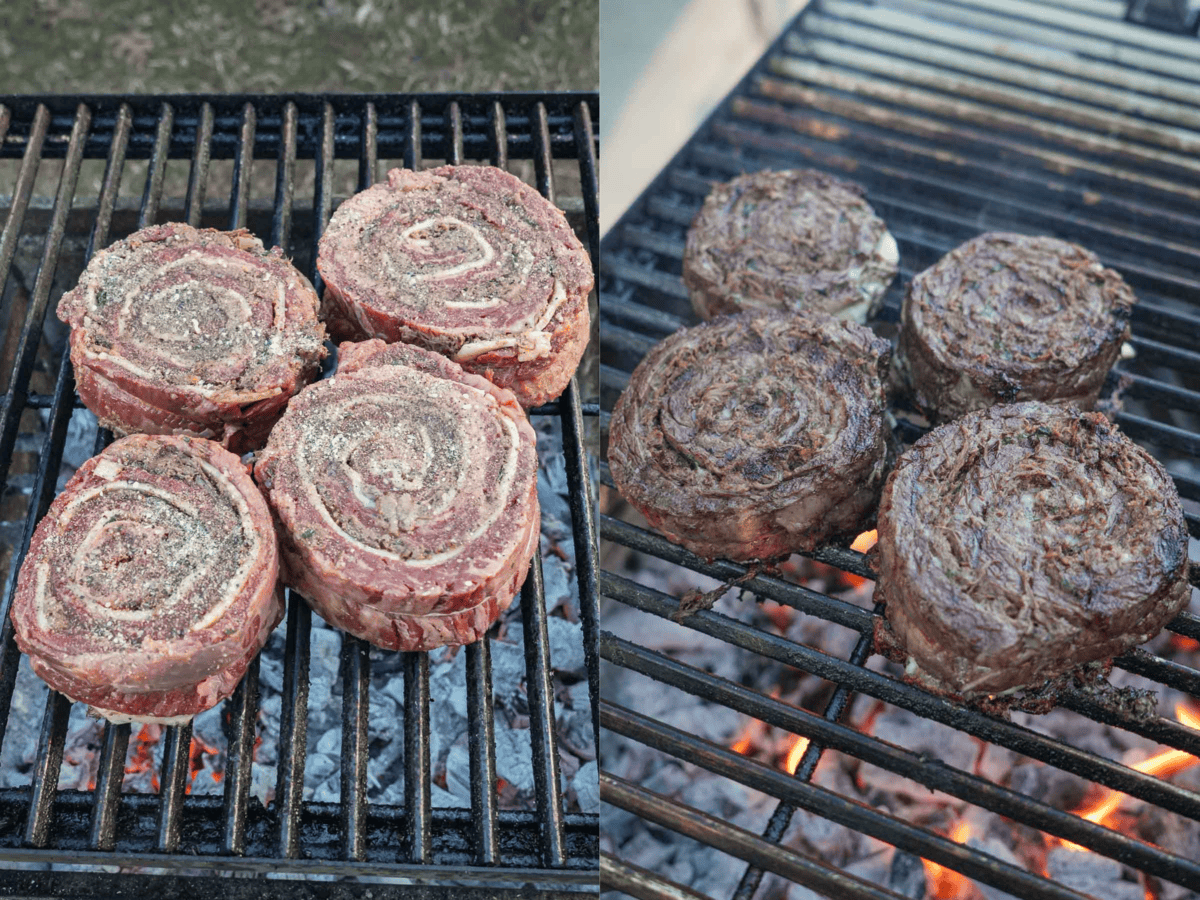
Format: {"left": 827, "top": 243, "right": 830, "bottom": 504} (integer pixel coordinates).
{"left": 0, "top": 92, "right": 598, "bottom": 892}
{"left": 599, "top": 2, "right": 1200, "bottom": 897}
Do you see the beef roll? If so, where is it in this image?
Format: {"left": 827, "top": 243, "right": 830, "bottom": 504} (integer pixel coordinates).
{"left": 254, "top": 339, "right": 540, "bottom": 652}
{"left": 608, "top": 311, "right": 893, "bottom": 562}
{"left": 875, "top": 402, "right": 1190, "bottom": 701}
{"left": 316, "top": 165, "right": 593, "bottom": 408}
{"left": 57, "top": 223, "right": 327, "bottom": 453}
{"left": 682, "top": 169, "right": 898, "bottom": 323}
{"left": 895, "top": 232, "right": 1135, "bottom": 423}
{"left": 11, "top": 434, "right": 283, "bottom": 724}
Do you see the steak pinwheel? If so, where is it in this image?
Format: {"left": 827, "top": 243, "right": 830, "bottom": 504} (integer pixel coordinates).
{"left": 875, "top": 402, "right": 1191, "bottom": 702}
{"left": 11, "top": 434, "right": 283, "bottom": 724}
{"left": 608, "top": 311, "right": 893, "bottom": 562}
{"left": 895, "top": 232, "right": 1135, "bottom": 423}
{"left": 57, "top": 223, "right": 327, "bottom": 453}
{"left": 254, "top": 339, "right": 540, "bottom": 652}
{"left": 682, "top": 169, "right": 899, "bottom": 323}
{"left": 316, "top": 165, "right": 593, "bottom": 408}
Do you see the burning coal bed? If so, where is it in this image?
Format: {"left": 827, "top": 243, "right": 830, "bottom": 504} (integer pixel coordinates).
{"left": 0, "top": 406, "right": 598, "bottom": 866}
{"left": 601, "top": 518, "right": 1200, "bottom": 900}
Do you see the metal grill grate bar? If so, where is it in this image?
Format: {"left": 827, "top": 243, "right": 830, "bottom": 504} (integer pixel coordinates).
{"left": 600, "top": 851, "right": 711, "bottom": 900}
{"left": 403, "top": 650, "right": 431, "bottom": 862}
{"left": 466, "top": 639, "right": 499, "bottom": 864}
{"left": 183, "top": 103, "right": 213, "bottom": 229}
{"left": 602, "top": 701, "right": 1089, "bottom": 900}
{"left": 222, "top": 659, "right": 260, "bottom": 855}
{"left": 604, "top": 772, "right": 909, "bottom": 900}
{"left": 274, "top": 594, "right": 310, "bottom": 858}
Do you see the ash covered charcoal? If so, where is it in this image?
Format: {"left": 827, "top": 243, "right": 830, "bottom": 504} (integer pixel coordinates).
{"left": 11, "top": 434, "right": 283, "bottom": 724}
{"left": 875, "top": 402, "right": 1190, "bottom": 702}
{"left": 608, "top": 310, "right": 893, "bottom": 562}
{"left": 57, "top": 224, "right": 326, "bottom": 453}
{"left": 255, "top": 340, "right": 539, "bottom": 652}
{"left": 682, "top": 169, "right": 898, "bottom": 323}
{"left": 316, "top": 165, "right": 593, "bottom": 408}
{"left": 895, "top": 232, "right": 1135, "bottom": 423}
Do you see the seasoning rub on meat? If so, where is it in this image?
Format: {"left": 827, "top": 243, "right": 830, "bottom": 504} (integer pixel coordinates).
{"left": 57, "top": 223, "right": 327, "bottom": 453}
{"left": 11, "top": 434, "right": 283, "bottom": 724}
{"left": 316, "top": 166, "right": 593, "bottom": 408}
{"left": 875, "top": 402, "right": 1190, "bottom": 703}
{"left": 254, "top": 340, "right": 540, "bottom": 652}
{"left": 608, "top": 311, "right": 894, "bottom": 562}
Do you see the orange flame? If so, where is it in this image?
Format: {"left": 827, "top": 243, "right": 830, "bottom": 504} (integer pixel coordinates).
{"left": 844, "top": 531, "right": 878, "bottom": 589}
{"left": 922, "top": 820, "right": 973, "bottom": 899}
{"left": 1063, "top": 703, "right": 1200, "bottom": 852}
{"left": 785, "top": 737, "right": 810, "bottom": 775}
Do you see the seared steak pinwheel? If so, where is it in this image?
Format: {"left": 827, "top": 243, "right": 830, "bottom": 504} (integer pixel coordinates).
{"left": 876, "top": 402, "right": 1190, "bottom": 702}
{"left": 58, "top": 224, "right": 327, "bottom": 453}
{"left": 608, "top": 311, "right": 893, "bottom": 562}
{"left": 11, "top": 434, "right": 282, "bottom": 724}
{"left": 682, "top": 169, "right": 898, "bottom": 323}
{"left": 254, "top": 340, "right": 539, "bottom": 652}
{"left": 896, "top": 232, "right": 1135, "bottom": 423}
{"left": 316, "top": 165, "right": 593, "bottom": 408}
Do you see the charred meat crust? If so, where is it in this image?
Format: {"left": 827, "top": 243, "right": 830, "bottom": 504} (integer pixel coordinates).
{"left": 896, "top": 232, "right": 1135, "bottom": 423}
{"left": 316, "top": 165, "right": 594, "bottom": 409}
{"left": 254, "top": 339, "right": 540, "bottom": 652}
{"left": 10, "top": 434, "right": 283, "bottom": 722}
{"left": 56, "top": 223, "right": 327, "bottom": 454}
{"left": 608, "top": 310, "right": 894, "bottom": 562}
{"left": 876, "top": 402, "right": 1190, "bottom": 701}
{"left": 682, "top": 168, "right": 898, "bottom": 323}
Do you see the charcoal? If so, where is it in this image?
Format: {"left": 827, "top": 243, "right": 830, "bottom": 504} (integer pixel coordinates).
{"left": 574, "top": 761, "right": 599, "bottom": 812}
{"left": 1046, "top": 847, "right": 1144, "bottom": 899}
{"left": 887, "top": 850, "right": 926, "bottom": 898}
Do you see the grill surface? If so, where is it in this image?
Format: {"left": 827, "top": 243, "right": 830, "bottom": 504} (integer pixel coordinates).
{"left": 599, "top": 2, "right": 1200, "bottom": 898}
{"left": 0, "top": 93, "right": 599, "bottom": 894}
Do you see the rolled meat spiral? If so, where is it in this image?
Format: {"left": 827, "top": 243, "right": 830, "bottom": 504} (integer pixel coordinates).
{"left": 316, "top": 165, "right": 593, "bottom": 409}
{"left": 254, "top": 339, "right": 540, "bottom": 651}
{"left": 11, "top": 434, "right": 283, "bottom": 724}
{"left": 608, "top": 311, "right": 894, "bottom": 562}
{"left": 895, "top": 232, "right": 1135, "bottom": 423}
{"left": 57, "top": 223, "right": 327, "bottom": 453}
{"left": 876, "top": 402, "right": 1190, "bottom": 700}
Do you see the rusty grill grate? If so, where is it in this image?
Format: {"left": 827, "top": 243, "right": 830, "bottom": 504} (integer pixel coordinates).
{"left": 599, "top": 2, "right": 1200, "bottom": 899}
{"left": 0, "top": 93, "right": 599, "bottom": 896}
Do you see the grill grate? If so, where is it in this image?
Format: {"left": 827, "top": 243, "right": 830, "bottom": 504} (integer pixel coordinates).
{"left": 599, "top": 3, "right": 1200, "bottom": 898}
{"left": 0, "top": 93, "right": 598, "bottom": 893}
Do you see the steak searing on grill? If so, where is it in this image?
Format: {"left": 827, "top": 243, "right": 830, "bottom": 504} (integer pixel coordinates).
{"left": 895, "top": 232, "right": 1135, "bottom": 423}
{"left": 254, "top": 339, "right": 540, "bottom": 651}
{"left": 57, "top": 224, "right": 327, "bottom": 453}
{"left": 875, "top": 402, "right": 1190, "bottom": 701}
{"left": 11, "top": 434, "right": 283, "bottom": 724}
{"left": 608, "top": 311, "right": 893, "bottom": 562}
{"left": 316, "top": 165, "right": 593, "bottom": 408}
{"left": 682, "top": 169, "right": 899, "bottom": 323}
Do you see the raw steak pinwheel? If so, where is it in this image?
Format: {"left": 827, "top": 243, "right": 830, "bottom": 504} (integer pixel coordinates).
{"left": 316, "top": 165, "right": 593, "bottom": 408}
{"left": 895, "top": 232, "right": 1135, "bottom": 423}
{"left": 682, "top": 169, "right": 899, "bottom": 323}
{"left": 58, "top": 223, "right": 327, "bottom": 453}
{"left": 254, "top": 339, "right": 540, "bottom": 652}
{"left": 11, "top": 434, "right": 283, "bottom": 724}
{"left": 608, "top": 311, "right": 893, "bottom": 562}
{"left": 875, "top": 402, "right": 1190, "bottom": 702}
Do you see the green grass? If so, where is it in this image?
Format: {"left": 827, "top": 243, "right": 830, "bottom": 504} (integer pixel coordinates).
{"left": 1, "top": 0, "right": 598, "bottom": 94}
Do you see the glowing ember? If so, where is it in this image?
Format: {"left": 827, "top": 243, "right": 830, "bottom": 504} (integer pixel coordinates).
{"left": 185, "top": 735, "right": 223, "bottom": 794}
{"left": 1169, "top": 634, "right": 1200, "bottom": 653}
{"left": 784, "top": 737, "right": 810, "bottom": 775}
{"left": 921, "top": 820, "right": 973, "bottom": 899}
{"left": 125, "top": 724, "right": 161, "bottom": 792}
{"left": 844, "top": 530, "right": 878, "bottom": 589}
{"left": 1063, "top": 703, "right": 1200, "bottom": 852}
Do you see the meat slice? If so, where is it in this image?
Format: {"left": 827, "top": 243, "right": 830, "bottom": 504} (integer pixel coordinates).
{"left": 895, "top": 232, "right": 1135, "bottom": 423}
{"left": 608, "top": 311, "right": 893, "bottom": 562}
{"left": 57, "top": 223, "right": 327, "bottom": 453}
{"left": 253, "top": 339, "right": 540, "bottom": 652}
{"left": 11, "top": 434, "right": 283, "bottom": 724}
{"left": 316, "top": 165, "right": 593, "bottom": 409}
{"left": 682, "top": 169, "right": 899, "bottom": 323}
{"left": 875, "top": 402, "right": 1190, "bottom": 703}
